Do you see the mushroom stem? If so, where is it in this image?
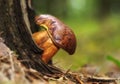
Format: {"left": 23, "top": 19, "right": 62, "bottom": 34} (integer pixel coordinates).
{"left": 32, "top": 31, "right": 59, "bottom": 63}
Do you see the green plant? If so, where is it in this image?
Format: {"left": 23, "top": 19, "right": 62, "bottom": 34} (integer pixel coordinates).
{"left": 107, "top": 55, "right": 120, "bottom": 67}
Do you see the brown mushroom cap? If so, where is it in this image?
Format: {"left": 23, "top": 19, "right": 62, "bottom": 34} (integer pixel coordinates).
{"left": 35, "top": 14, "right": 76, "bottom": 55}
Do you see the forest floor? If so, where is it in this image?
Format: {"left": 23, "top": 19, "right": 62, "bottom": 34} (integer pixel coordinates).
{"left": 0, "top": 38, "right": 120, "bottom": 84}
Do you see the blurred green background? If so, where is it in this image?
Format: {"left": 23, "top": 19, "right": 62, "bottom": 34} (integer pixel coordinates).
{"left": 33, "top": 0, "right": 120, "bottom": 71}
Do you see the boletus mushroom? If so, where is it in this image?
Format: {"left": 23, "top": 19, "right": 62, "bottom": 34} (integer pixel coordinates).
{"left": 32, "top": 14, "right": 76, "bottom": 64}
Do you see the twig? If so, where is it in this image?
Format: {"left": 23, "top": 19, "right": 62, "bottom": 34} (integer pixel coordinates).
{"left": 75, "top": 75, "right": 84, "bottom": 84}
{"left": 87, "top": 76, "right": 117, "bottom": 83}
{"left": 9, "top": 51, "right": 15, "bottom": 81}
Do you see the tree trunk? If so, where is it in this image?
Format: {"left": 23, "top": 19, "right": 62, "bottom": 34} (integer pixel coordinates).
{"left": 0, "top": 0, "right": 62, "bottom": 75}
{"left": 97, "top": 0, "right": 111, "bottom": 19}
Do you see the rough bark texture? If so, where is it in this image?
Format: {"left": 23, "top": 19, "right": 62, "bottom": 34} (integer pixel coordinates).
{"left": 0, "top": 0, "right": 62, "bottom": 75}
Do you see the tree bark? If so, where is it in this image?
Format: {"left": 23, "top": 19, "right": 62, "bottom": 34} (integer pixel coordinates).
{"left": 0, "top": 0, "right": 62, "bottom": 75}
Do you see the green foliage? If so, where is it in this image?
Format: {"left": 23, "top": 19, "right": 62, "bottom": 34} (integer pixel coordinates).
{"left": 107, "top": 55, "right": 120, "bottom": 68}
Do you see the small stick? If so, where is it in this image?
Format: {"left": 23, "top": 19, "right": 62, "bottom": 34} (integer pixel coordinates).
{"left": 87, "top": 76, "right": 118, "bottom": 83}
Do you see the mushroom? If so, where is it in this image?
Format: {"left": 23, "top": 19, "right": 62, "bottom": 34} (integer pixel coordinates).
{"left": 32, "top": 14, "right": 76, "bottom": 64}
